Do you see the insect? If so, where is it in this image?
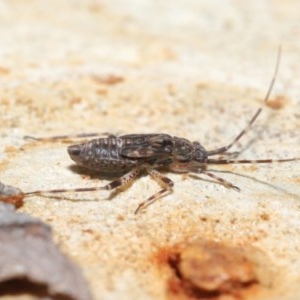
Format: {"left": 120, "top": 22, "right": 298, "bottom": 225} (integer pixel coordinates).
{"left": 23, "top": 48, "right": 299, "bottom": 214}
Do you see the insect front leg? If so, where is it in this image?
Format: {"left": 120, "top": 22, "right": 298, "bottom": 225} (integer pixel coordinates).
{"left": 134, "top": 169, "right": 174, "bottom": 214}
{"left": 202, "top": 171, "right": 240, "bottom": 191}
{"left": 190, "top": 167, "right": 240, "bottom": 191}
{"left": 170, "top": 163, "right": 240, "bottom": 191}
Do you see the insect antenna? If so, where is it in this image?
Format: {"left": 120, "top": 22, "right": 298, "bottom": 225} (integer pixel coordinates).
{"left": 202, "top": 156, "right": 300, "bottom": 189}
{"left": 207, "top": 46, "right": 281, "bottom": 157}
{"left": 207, "top": 157, "right": 299, "bottom": 165}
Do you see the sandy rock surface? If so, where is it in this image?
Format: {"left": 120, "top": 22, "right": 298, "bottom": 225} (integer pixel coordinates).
{"left": 1, "top": 1, "right": 300, "bottom": 299}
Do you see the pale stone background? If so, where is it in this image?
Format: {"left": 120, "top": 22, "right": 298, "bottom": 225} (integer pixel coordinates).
{"left": 1, "top": 1, "right": 300, "bottom": 299}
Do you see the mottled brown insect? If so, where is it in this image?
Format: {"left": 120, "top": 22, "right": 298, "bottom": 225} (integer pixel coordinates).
{"left": 24, "top": 48, "right": 299, "bottom": 214}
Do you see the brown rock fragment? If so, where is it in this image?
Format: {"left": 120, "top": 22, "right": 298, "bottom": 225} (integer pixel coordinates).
{"left": 0, "top": 202, "right": 92, "bottom": 300}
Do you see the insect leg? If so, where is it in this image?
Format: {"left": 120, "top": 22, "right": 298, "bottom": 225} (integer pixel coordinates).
{"left": 25, "top": 167, "right": 142, "bottom": 196}
{"left": 201, "top": 171, "right": 240, "bottom": 191}
{"left": 100, "top": 166, "right": 141, "bottom": 191}
{"left": 24, "top": 132, "right": 117, "bottom": 142}
{"left": 189, "top": 166, "right": 240, "bottom": 191}
{"left": 134, "top": 169, "right": 174, "bottom": 214}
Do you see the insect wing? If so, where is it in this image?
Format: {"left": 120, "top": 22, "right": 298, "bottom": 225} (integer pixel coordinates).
{"left": 121, "top": 134, "right": 173, "bottom": 158}
{"left": 120, "top": 133, "right": 159, "bottom": 139}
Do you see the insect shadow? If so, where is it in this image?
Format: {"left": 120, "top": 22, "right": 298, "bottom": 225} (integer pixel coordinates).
{"left": 68, "top": 165, "right": 139, "bottom": 200}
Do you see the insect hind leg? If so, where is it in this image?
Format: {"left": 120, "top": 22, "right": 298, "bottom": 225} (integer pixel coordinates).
{"left": 134, "top": 169, "right": 174, "bottom": 214}
{"left": 25, "top": 166, "right": 142, "bottom": 201}
{"left": 102, "top": 166, "right": 141, "bottom": 191}
{"left": 24, "top": 132, "right": 117, "bottom": 142}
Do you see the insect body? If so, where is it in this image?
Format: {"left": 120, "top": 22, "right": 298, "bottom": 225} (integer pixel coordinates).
{"left": 67, "top": 134, "right": 174, "bottom": 174}
{"left": 23, "top": 47, "right": 299, "bottom": 214}
{"left": 68, "top": 133, "right": 213, "bottom": 176}
{"left": 64, "top": 128, "right": 297, "bottom": 214}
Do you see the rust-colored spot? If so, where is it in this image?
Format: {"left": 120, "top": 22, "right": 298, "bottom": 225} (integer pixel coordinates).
{"left": 82, "top": 228, "right": 94, "bottom": 235}
{"left": 91, "top": 74, "right": 124, "bottom": 85}
{"left": 0, "top": 159, "right": 9, "bottom": 171}
{"left": 155, "top": 246, "right": 178, "bottom": 267}
{"left": 291, "top": 177, "right": 300, "bottom": 184}
{"left": 69, "top": 96, "right": 82, "bottom": 106}
{"left": 0, "top": 194, "right": 24, "bottom": 208}
{"left": 260, "top": 213, "right": 270, "bottom": 221}
{"left": 96, "top": 88, "right": 108, "bottom": 96}
{"left": 242, "top": 164, "right": 258, "bottom": 172}
{"left": 0, "top": 66, "right": 10, "bottom": 75}
{"left": 4, "top": 145, "right": 19, "bottom": 153}
{"left": 266, "top": 95, "right": 289, "bottom": 110}
{"left": 155, "top": 239, "right": 273, "bottom": 300}
{"left": 230, "top": 218, "right": 237, "bottom": 224}
{"left": 0, "top": 182, "right": 25, "bottom": 208}
{"left": 117, "top": 214, "right": 125, "bottom": 221}
{"left": 195, "top": 82, "right": 209, "bottom": 90}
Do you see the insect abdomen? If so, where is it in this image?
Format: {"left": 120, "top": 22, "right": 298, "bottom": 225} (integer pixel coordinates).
{"left": 68, "top": 138, "right": 138, "bottom": 174}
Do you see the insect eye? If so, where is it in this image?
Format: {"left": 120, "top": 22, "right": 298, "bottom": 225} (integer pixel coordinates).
{"left": 194, "top": 149, "right": 207, "bottom": 161}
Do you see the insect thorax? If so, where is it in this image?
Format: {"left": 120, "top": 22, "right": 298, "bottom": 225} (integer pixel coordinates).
{"left": 172, "top": 138, "right": 208, "bottom": 163}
